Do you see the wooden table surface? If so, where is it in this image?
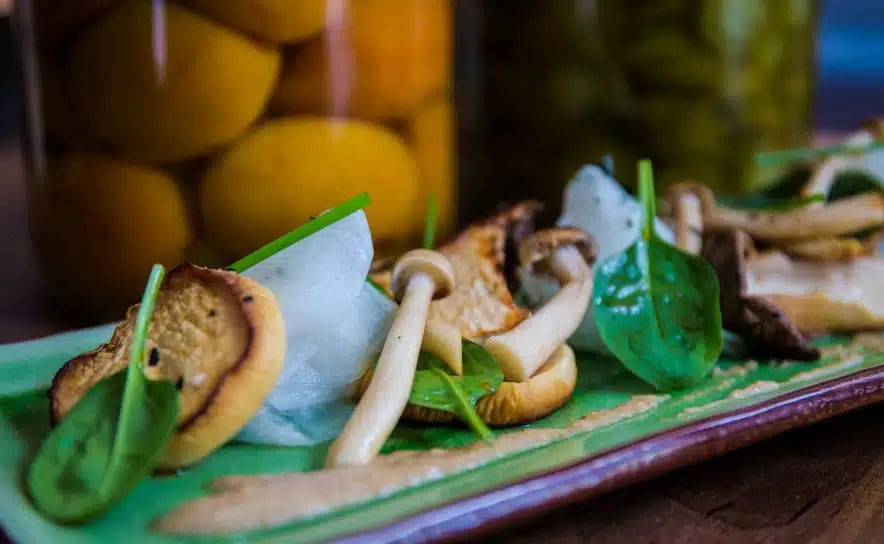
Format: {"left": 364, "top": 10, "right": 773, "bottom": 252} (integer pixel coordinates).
{"left": 3, "top": 142, "right": 884, "bottom": 544}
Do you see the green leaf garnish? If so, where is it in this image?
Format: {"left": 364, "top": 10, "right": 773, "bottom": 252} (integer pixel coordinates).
{"left": 592, "top": 159, "right": 723, "bottom": 391}
{"left": 422, "top": 193, "right": 439, "bottom": 250}
{"left": 755, "top": 141, "right": 884, "bottom": 167}
{"left": 27, "top": 265, "right": 180, "bottom": 523}
{"left": 228, "top": 192, "right": 371, "bottom": 273}
{"left": 402, "top": 341, "right": 501, "bottom": 442}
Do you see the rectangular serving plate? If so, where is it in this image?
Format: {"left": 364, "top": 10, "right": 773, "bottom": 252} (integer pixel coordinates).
{"left": 2, "top": 327, "right": 884, "bottom": 544}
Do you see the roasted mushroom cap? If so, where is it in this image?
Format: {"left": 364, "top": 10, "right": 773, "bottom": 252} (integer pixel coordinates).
{"left": 701, "top": 230, "right": 820, "bottom": 361}
{"left": 50, "top": 264, "right": 287, "bottom": 469}
{"left": 370, "top": 201, "right": 540, "bottom": 339}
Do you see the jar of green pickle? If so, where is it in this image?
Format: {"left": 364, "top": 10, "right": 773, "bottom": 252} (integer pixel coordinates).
{"left": 472, "top": 0, "right": 819, "bottom": 220}
{"left": 15, "top": 0, "right": 455, "bottom": 319}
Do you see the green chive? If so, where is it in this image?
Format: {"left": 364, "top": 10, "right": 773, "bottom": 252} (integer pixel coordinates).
{"left": 228, "top": 192, "right": 371, "bottom": 273}
{"left": 756, "top": 141, "right": 884, "bottom": 167}
{"left": 638, "top": 159, "right": 656, "bottom": 241}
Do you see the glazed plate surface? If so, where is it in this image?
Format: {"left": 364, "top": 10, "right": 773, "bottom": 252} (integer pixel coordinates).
{"left": 2, "top": 325, "right": 883, "bottom": 544}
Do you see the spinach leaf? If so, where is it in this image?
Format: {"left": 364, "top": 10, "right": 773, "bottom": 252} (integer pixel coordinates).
{"left": 408, "top": 340, "right": 501, "bottom": 442}
{"left": 592, "top": 159, "right": 723, "bottom": 391}
{"left": 826, "top": 169, "right": 884, "bottom": 201}
{"left": 27, "top": 265, "right": 180, "bottom": 523}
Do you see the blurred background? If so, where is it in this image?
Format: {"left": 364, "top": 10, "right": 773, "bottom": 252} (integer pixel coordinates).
{"left": 0, "top": 0, "right": 881, "bottom": 136}
{"left": 0, "top": 0, "right": 882, "bottom": 340}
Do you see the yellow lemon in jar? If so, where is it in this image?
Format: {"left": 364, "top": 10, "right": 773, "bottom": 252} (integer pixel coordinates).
{"left": 30, "top": 153, "right": 192, "bottom": 319}
{"left": 186, "top": 0, "right": 328, "bottom": 43}
{"left": 201, "top": 118, "right": 420, "bottom": 260}
{"left": 68, "top": 2, "right": 280, "bottom": 163}
{"left": 410, "top": 98, "right": 455, "bottom": 237}
{"left": 271, "top": 0, "right": 451, "bottom": 120}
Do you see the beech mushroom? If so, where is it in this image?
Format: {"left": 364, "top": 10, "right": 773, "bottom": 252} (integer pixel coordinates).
{"left": 326, "top": 249, "right": 455, "bottom": 467}
{"left": 483, "top": 228, "right": 596, "bottom": 383}
{"left": 705, "top": 192, "right": 884, "bottom": 242}
{"left": 668, "top": 185, "right": 705, "bottom": 254}
{"left": 701, "top": 230, "right": 819, "bottom": 361}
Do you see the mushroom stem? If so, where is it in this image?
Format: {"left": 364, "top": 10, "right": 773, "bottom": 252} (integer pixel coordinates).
{"left": 326, "top": 250, "right": 454, "bottom": 468}
{"left": 484, "top": 246, "right": 592, "bottom": 382}
{"left": 705, "top": 193, "right": 884, "bottom": 242}
{"left": 423, "top": 320, "right": 462, "bottom": 375}
{"left": 800, "top": 156, "right": 849, "bottom": 204}
{"left": 673, "top": 191, "right": 704, "bottom": 255}
{"left": 326, "top": 275, "right": 433, "bottom": 468}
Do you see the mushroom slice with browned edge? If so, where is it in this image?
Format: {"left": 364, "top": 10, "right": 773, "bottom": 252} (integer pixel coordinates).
{"left": 745, "top": 250, "right": 884, "bottom": 333}
{"left": 326, "top": 249, "right": 455, "bottom": 468}
{"left": 701, "top": 230, "right": 819, "bottom": 361}
{"left": 779, "top": 236, "right": 865, "bottom": 261}
{"left": 49, "top": 264, "right": 287, "bottom": 469}
{"left": 484, "top": 227, "right": 596, "bottom": 382}
{"left": 370, "top": 202, "right": 540, "bottom": 340}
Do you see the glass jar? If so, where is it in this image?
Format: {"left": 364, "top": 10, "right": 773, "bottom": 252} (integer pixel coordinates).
{"left": 15, "top": 0, "right": 455, "bottom": 319}
{"left": 473, "top": 0, "right": 819, "bottom": 221}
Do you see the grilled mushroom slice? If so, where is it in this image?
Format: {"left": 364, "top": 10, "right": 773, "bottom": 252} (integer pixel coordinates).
{"left": 49, "top": 264, "right": 287, "bottom": 469}
{"left": 701, "top": 230, "right": 820, "bottom": 361}
{"left": 746, "top": 250, "right": 884, "bottom": 333}
{"left": 779, "top": 236, "right": 865, "bottom": 261}
{"left": 370, "top": 201, "right": 540, "bottom": 339}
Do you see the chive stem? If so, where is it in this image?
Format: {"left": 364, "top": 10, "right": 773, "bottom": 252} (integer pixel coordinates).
{"left": 228, "top": 192, "right": 372, "bottom": 273}
{"left": 422, "top": 193, "right": 439, "bottom": 250}
{"left": 638, "top": 159, "right": 656, "bottom": 241}
{"left": 756, "top": 141, "right": 884, "bottom": 167}
{"left": 101, "top": 263, "right": 165, "bottom": 495}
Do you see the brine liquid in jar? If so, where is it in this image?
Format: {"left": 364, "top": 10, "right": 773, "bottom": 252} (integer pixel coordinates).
{"left": 17, "top": 0, "right": 455, "bottom": 319}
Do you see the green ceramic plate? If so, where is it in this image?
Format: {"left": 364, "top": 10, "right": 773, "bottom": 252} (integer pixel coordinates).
{"left": 1, "top": 326, "right": 883, "bottom": 544}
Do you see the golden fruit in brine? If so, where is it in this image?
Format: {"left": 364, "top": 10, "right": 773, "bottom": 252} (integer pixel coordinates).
{"left": 272, "top": 0, "right": 451, "bottom": 120}
{"left": 186, "top": 0, "right": 329, "bottom": 43}
{"left": 68, "top": 2, "right": 280, "bottom": 162}
{"left": 201, "top": 118, "right": 420, "bottom": 260}
{"left": 410, "top": 98, "right": 455, "bottom": 236}
{"left": 31, "top": 153, "right": 191, "bottom": 318}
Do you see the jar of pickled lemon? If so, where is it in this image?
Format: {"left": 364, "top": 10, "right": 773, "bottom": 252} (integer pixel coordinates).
{"left": 474, "top": 0, "right": 819, "bottom": 218}
{"left": 16, "top": 0, "right": 455, "bottom": 319}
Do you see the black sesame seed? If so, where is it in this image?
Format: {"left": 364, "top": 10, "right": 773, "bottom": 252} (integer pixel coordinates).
{"left": 593, "top": 196, "right": 601, "bottom": 205}
{"left": 243, "top": 295, "right": 254, "bottom": 303}
{"left": 208, "top": 309, "right": 217, "bottom": 317}
{"left": 148, "top": 348, "right": 160, "bottom": 366}
{"left": 175, "top": 377, "right": 184, "bottom": 390}
{"left": 625, "top": 217, "right": 634, "bottom": 229}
